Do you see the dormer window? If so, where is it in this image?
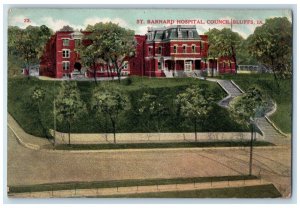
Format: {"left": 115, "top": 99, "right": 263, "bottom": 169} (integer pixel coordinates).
{"left": 189, "top": 31, "right": 193, "bottom": 38}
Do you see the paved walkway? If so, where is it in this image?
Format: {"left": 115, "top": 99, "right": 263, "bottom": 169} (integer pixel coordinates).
{"left": 212, "top": 78, "right": 288, "bottom": 145}
{"left": 8, "top": 178, "right": 269, "bottom": 198}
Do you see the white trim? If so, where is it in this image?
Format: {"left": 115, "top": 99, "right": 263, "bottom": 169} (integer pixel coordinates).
{"left": 62, "top": 49, "right": 70, "bottom": 58}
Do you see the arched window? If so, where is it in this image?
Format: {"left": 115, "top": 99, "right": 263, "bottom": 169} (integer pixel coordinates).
{"left": 173, "top": 45, "right": 177, "bottom": 53}
{"left": 182, "top": 45, "right": 187, "bottom": 53}
{"left": 192, "top": 45, "right": 196, "bottom": 53}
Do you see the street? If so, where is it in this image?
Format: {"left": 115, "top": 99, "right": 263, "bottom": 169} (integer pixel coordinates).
{"left": 7, "top": 128, "right": 291, "bottom": 197}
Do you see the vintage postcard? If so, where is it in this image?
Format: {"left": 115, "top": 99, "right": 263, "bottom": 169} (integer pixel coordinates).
{"left": 7, "top": 7, "right": 292, "bottom": 199}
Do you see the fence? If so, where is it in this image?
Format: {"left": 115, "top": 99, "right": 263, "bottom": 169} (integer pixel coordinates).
{"left": 48, "top": 130, "right": 263, "bottom": 145}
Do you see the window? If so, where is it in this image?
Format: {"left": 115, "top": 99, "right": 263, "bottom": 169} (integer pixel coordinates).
{"left": 62, "top": 49, "right": 70, "bottom": 58}
{"left": 158, "top": 61, "right": 162, "bottom": 70}
{"left": 62, "top": 62, "right": 70, "bottom": 71}
{"left": 75, "top": 39, "right": 81, "bottom": 48}
{"left": 62, "top": 39, "right": 69, "bottom": 46}
{"left": 200, "top": 41, "right": 204, "bottom": 50}
{"left": 122, "top": 62, "right": 128, "bottom": 70}
{"left": 158, "top": 46, "right": 162, "bottom": 54}
{"left": 189, "top": 31, "right": 193, "bottom": 38}
{"left": 148, "top": 47, "right": 152, "bottom": 55}
{"left": 173, "top": 45, "right": 177, "bottom": 53}
{"left": 184, "top": 61, "right": 192, "bottom": 71}
{"left": 183, "top": 45, "right": 187, "bottom": 53}
{"left": 192, "top": 45, "right": 196, "bottom": 53}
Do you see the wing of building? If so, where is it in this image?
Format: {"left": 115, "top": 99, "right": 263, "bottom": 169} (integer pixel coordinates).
{"left": 39, "top": 25, "right": 236, "bottom": 79}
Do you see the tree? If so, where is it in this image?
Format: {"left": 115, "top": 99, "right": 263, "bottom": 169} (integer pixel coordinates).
{"left": 83, "top": 22, "right": 136, "bottom": 83}
{"left": 31, "top": 86, "right": 48, "bottom": 137}
{"left": 205, "top": 28, "right": 244, "bottom": 75}
{"left": 8, "top": 25, "right": 52, "bottom": 76}
{"left": 138, "top": 92, "right": 168, "bottom": 140}
{"left": 92, "top": 86, "right": 128, "bottom": 143}
{"left": 229, "top": 87, "right": 268, "bottom": 175}
{"left": 176, "top": 86, "right": 213, "bottom": 141}
{"left": 247, "top": 17, "right": 292, "bottom": 87}
{"left": 55, "top": 81, "right": 86, "bottom": 145}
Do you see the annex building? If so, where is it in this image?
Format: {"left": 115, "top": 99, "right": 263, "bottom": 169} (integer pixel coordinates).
{"left": 39, "top": 25, "right": 236, "bottom": 79}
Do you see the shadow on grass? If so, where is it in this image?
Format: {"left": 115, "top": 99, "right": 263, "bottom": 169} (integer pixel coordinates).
{"left": 53, "top": 140, "right": 274, "bottom": 150}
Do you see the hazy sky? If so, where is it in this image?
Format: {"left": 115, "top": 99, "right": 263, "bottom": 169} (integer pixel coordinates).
{"left": 8, "top": 8, "right": 292, "bottom": 38}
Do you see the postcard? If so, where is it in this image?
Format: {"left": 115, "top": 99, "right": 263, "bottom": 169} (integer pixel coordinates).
{"left": 7, "top": 7, "right": 292, "bottom": 198}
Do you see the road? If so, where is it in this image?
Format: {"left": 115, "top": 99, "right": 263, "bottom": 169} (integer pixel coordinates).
{"left": 7, "top": 128, "right": 291, "bottom": 197}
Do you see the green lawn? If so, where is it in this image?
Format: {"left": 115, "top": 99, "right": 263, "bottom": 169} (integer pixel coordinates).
{"left": 107, "top": 184, "right": 281, "bottom": 198}
{"left": 9, "top": 175, "right": 257, "bottom": 193}
{"left": 8, "top": 76, "right": 248, "bottom": 137}
{"left": 54, "top": 140, "right": 273, "bottom": 150}
{"left": 221, "top": 74, "right": 292, "bottom": 133}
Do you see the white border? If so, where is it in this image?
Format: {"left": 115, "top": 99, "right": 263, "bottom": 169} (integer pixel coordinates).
{"left": 1, "top": 1, "right": 299, "bottom": 208}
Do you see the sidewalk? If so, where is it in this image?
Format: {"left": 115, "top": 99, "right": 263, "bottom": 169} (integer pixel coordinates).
{"left": 8, "top": 114, "right": 52, "bottom": 150}
{"left": 8, "top": 178, "right": 269, "bottom": 198}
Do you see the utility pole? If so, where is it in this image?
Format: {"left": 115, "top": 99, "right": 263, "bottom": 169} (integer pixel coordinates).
{"left": 53, "top": 99, "right": 56, "bottom": 146}
{"left": 249, "top": 117, "right": 254, "bottom": 176}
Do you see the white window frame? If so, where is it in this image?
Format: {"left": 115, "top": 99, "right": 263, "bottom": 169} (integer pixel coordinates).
{"left": 158, "top": 46, "right": 162, "bottom": 55}
{"left": 184, "top": 61, "right": 192, "bottom": 71}
{"left": 62, "top": 38, "right": 70, "bottom": 46}
{"left": 62, "top": 61, "right": 70, "bottom": 71}
{"left": 74, "top": 38, "right": 81, "bottom": 48}
{"left": 173, "top": 45, "right": 178, "bottom": 53}
{"left": 62, "top": 49, "right": 70, "bottom": 58}
{"left": 158, "top": 61, "right": 162, "bottom": 70}
{"left": 192, "top": 45, "right": 196, "bottom": 53}
{"left": 182, "top": 44, "right": 187, "bottom": 53}
{"left": 122, "top": 61, "right": 128, "bottom": 70}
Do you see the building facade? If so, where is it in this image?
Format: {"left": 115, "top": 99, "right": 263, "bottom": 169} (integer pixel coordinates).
{"left": 40, "top": 25, "right": 236, "bottom": 78}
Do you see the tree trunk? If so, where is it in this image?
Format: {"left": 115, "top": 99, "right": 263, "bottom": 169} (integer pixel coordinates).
{"left": 111, "top": 118, "right": 116, "bottom": 144}
{"left": 68, "top": 121, "right": 71, "bottom": 146}
{"left": 272, "top": 70, "right": 281, "bottom": 91}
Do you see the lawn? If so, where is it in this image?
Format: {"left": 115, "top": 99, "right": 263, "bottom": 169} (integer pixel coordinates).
{"left": 54, "top": 140, "right": 273, "bottom": 150}
{"left": 108, "top": 184, "right": 281, "bottom": 198}
{"left": 220, "top": 74, "right": 292, "bottom": 133}
{"left": 8, "top": 76, "right": 248, "bottom": 137}
{"left": 8, "top": 175, "right": 257, "bottom": 193}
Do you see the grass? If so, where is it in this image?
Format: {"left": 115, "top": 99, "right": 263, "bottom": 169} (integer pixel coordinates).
{"left": 54, "top": 140, "right": 273, "bottom": 150}
{"left": 8, "top": 175, "right": 257, "bottom": 194}
{"left": 8, "top": 76, "right": 248, "bottom": 137}
{"left": 220, "top": 74, "right": 292, "bottom": 133}
{"left": 106, "top": 184, "right": 281, "bottom": 198}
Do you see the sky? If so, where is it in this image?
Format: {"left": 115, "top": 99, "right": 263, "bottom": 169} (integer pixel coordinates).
{"left": 8, "top": 8, "right": 292, "bottom": 38}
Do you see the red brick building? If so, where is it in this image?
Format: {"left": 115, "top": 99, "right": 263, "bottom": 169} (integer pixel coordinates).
{"left": 40, "top": 25, "right": 236, "bottom": 78}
